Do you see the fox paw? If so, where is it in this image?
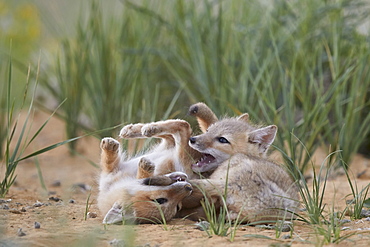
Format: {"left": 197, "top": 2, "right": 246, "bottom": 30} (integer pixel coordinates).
{"left": 141, "top": 124, "right": 162, "bottom": 137}
{"left": 138, "top": 158, "right": 155, "bottom": 173}
{"left": 119, "top": 124, "right": 144, "bottom": 138}
{"left": 165, "top": 172, "right": 188, "bottom": 182}
{"left": 100, "top": 137, "right": 120, "bottom": 152}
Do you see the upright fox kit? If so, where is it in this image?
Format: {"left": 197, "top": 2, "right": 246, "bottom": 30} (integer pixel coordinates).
{"left": 181, "top": 103, "right": 299, "bottom": 222}
{"left": 188, "top": 102, "right": 277, "bottom": 173}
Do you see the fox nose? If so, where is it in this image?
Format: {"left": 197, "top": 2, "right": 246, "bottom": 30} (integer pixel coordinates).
{"left": 184, "top": 184, "right": 193, "bottom": 192}
{"left": 189, "top": 137, "right": 196, "bottom": 144}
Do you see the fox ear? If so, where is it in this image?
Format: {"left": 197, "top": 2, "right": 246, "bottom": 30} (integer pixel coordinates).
{"left": 248, "top": 125, "right": 277, "bottom": 154}
{"left": 237, "top": 113, "right": 249, "bottom": 123}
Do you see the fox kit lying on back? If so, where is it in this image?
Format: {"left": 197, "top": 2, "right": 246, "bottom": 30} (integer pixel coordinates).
{"left": 98, "top": 117, "right": 206, "bottom": 223}
{"left": 98, "top": 137, "right": 193, "bottom": 224}
{"left": 180, "top": 103, "right": 299, "bottom": 223}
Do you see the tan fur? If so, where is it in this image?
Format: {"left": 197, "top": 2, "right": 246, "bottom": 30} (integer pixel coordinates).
{"left": 181, "top": 154, "right": 299, "bottom": 223}
{"left": 179, "top": 107, "right": 299, "bottom": 223}
{"left": 188, "top": 102, "right": 219, "bottom": 132}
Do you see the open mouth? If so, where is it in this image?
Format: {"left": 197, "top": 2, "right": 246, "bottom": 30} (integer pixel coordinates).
{"left": 192, "top": 153, "right": 217, "bottom": 173}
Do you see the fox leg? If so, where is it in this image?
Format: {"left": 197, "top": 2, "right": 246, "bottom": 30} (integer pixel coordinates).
{"left": 100, "top": 137, "right": 121, "bottom": 173}
{"left": 188, "top": 102, "right": 218, "bottom": 133}
{"left": 142, "top": 120, "right": 201, "bottom": 176}
{"left": 120, "top": 122, "right": 175, "bottom": 148}
{"left": 119, "top": 123, "right": 146, "bottom": 139}
{"left": 137, "top": 157, "right": 155, "bottom": 179}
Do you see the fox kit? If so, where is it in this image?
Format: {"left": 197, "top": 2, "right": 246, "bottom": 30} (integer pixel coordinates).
{"left": 98, "top": 137, "right": 192, "bottom": 224}
{"left": 98, "top": 116, "right": 209, "bottom": 224}
{"left": 180, "top": 103, "right": 299, "bottom": 222}
{"left": 188, "top": 102, "right": 277, "bottom": 173}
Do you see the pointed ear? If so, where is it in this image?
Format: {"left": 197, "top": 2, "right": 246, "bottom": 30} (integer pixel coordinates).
{"left": 103, "top": 202, "right": 123, "bottom": 225}
{"left": 248, "top": 125, "right": 277, "bottom": 153}
{"left": 237, "top": 113, "right": 249, "bottom": 123}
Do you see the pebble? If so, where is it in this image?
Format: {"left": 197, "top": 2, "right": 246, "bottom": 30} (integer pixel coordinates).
{"left": 51, "top": 180, "right": 61, "bottom": 187}
{"left": 17, "top": 228, "right": 26, "bottom": 237}
{"left": 281, "top": 234, "right": 291, "bottom": 239}
{"left": 69, "top": 199, "right": 76, "bottom": 204}
{"left": 360, "top": 209, "right": 370, "bottom": 218}
{"left": 33, "top": 201, "right": 44, "bottom": 207}
{"left": 340, "top": 219, "right": 351, "bottom": 224}
{"left": 34, "top": 222, "right": 41, "bottom": 229}
{"left": 194, "top": 221, "right": 210, "bottom": 231}
{"left": 255, "top": 224, "right": 275, "bottom": 230}
{"left": 0, "top": 204, "right": 9, "bottom": 210}
{"left": 87, "top": 212, "right": 98, "bottom": 218}
{"left": 9, "top": 209, "right": 22, "bottom": 214}
{"left": 49, "top": 196, "right": 62, "bottom": 202}
{"left": 109, "top": 239, "right": 125, "bottom": 247}
{"left": 73, "top": 183, "right": 92, "bottom": 192}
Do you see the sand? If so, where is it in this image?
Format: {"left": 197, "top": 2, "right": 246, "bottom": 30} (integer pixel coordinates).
{"left": 0, "top": 111, "right": 369, "bottom": 246}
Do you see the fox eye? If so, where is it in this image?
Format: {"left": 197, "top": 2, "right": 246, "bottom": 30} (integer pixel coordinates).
{"left": 218, "top": 137, "right": 229, "bottom": 144}
{"left": 153, "top": 198, "right": 168, "bottom": 204}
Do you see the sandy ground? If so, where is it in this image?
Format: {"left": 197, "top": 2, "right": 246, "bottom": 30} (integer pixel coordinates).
{"left": 0, "top": 111, "right": 370, "bottom": 247}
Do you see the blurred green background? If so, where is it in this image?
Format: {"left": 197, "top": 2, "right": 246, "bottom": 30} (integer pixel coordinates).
{"left": 1, "top": 0, "right": 369, "bottom": 173}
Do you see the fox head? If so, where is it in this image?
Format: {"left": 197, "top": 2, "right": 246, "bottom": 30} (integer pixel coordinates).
{"left": 189, "top": 114, "right": 277, "bottom": 173}
{"left": 103, "top": 172, "right": 192, "bottom": 224}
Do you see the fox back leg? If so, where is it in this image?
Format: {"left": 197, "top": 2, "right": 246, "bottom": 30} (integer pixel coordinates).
{"left": 137, "top": 157, "right": 155, "bottom": 179}
{"left": 120, "top": 122, "right": 175, "bottom": 148}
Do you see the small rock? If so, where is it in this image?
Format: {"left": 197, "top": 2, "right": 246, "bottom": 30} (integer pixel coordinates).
{"left": 195, "top": 221, "right": 210, "bottom": 231}
{"left": 51, "top": 180, "right": 61, "bottom": 187}
{"left": 9, "top": 209, "right": 22, "bottom": 214}
{"left": 17, "top": 228, "right": 26, "bottom": 237}
{"left": 109, "top": 239, "right": 125, "bottom": 247}
{"left": 0, "top": 204, "right": 9, "bottom": 210}
{"left": 69, "top": 199, "right": 76, "bottom": 204}
{"left": 342, "top": 226, "right": 351, "bottom": 231}
{"left": 340, "top": 219, "right": 351, "bottom": 224}
{"left": 281, "top": 234, "right": 291, "bottom": 239}
{"left": 0, "top": 199, "right": 6, "bottom": 204}
{"left": 360, "top": 209, "right": 370, "bottom": 218}
{"left": 33, "top": 201, "right": 44, "bottom": 207}
{"left": 34, "top": 222, "right": 41, "bottom": 229}
{"left": 255, "top": 224, "right": 275, "bottom": 230}
{"left": 49, "top": 196, "right": 62, "bottom": 202}
{"left": 73, "top": 183, "right": 92, "bottom": 192}
{"left": 364, "top": 217, "right": 370, "bottom": 221}
{"left": 20, "top": 207, "right": 27, "bottom": 212}
{"left": 87, "top": 212, "right": 98, "bottom": 218}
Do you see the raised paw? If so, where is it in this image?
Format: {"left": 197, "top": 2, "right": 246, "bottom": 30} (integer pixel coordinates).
{"left": 165, "top": 172, "right": 188, "bottom": 182}
{"left": 119, "top": 123, "right": 144, "bottom": 139}
{"left": 100, "top": 137, "right": 120, "bottom": 152}
{"left": 139, "top": 158, "right": 155, "bottom": 173}
{"left": 141, "top": 123, "right": 162, "bottom": 137}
